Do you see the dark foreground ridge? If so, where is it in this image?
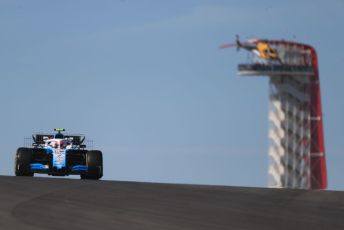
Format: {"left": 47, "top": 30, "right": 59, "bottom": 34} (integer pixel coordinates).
{"left": 0, "top": 176, "right": 343, "bottom": 230}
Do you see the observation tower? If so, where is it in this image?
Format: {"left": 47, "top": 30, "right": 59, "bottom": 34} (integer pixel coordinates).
{"left": 221, "top": 38, "right": 327, "bottom": 189}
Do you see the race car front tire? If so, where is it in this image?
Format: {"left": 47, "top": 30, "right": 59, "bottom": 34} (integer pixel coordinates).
{"left": 81, "top": 150, "right": 103, "bottom": 180}
{"left": 15, "top": 148, "right": 34, "bottom": 176}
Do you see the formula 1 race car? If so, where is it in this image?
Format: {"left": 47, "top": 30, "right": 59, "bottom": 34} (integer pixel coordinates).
{"left": 14, "top": 129, "right": 103, "bottom": 180}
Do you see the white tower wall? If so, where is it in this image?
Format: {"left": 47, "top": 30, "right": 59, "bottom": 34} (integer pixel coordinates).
{"left": 268, "top": 75, "right": 311, "bottom": 188}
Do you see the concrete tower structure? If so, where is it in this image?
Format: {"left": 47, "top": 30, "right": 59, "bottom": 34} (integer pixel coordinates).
{"left": 237, "top": 40, "right": 326, "bottom": 189}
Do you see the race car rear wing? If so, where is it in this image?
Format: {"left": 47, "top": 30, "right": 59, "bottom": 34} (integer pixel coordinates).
{"left": 32, "top": 134, "right": 86, "bottom": 146}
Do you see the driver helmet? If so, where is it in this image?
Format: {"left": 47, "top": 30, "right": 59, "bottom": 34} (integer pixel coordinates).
{"left": 55, "top": 133, "right": 64, "bottom": 139}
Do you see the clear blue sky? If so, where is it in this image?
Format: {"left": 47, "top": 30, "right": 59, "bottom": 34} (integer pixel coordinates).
{"left": 1, "top": 0, "right": 343, "bottom": 190}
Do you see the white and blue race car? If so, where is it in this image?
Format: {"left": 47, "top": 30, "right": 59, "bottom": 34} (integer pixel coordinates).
{"left": 14, "top": 128, "right": 103, "bottom": 180}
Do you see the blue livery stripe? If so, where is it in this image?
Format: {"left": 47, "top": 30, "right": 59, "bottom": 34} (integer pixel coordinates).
{"left": 31, "top": 163, "right": 49, "bottom": 170}
{"left": 71, "top": 165, "right": 88, "bottom": 171}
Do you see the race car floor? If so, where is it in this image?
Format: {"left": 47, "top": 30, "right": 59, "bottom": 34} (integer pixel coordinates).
{"left": 0, "top": 176, "right": 343, "bottom": 230}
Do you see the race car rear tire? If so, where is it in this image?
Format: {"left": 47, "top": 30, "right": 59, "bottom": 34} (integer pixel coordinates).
{"left": 81, "top": 150, "right": 103, "bottom": 180}
{"left": 15, "top": 148, "right": 34, "bottom": 176}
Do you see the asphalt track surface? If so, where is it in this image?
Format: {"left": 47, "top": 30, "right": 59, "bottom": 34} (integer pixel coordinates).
{"left": 0, "top": 176, "right": 343, "bottom": 230}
